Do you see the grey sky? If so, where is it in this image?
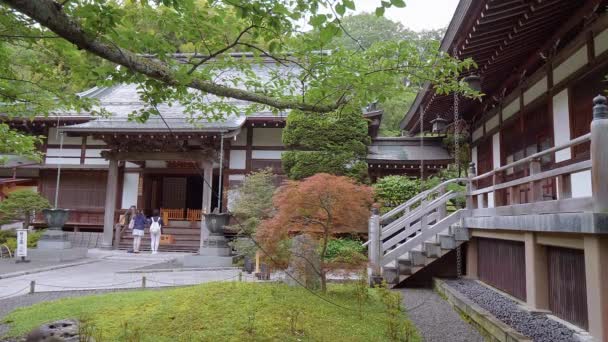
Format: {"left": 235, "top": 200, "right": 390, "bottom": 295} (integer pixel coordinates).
{"left": 351, "top": 0, "right": 459, "bottom": 31}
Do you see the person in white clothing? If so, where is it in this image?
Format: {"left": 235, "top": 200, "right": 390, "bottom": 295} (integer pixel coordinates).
{"left": 148, "top": 209, "right": 164, "bottom": 254}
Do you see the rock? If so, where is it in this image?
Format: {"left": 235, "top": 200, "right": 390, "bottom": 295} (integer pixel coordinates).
{"left": 25, "top": 319, "right": 81, "bottom": 342}
{"left": 285, "top": 234, "right": 321, "bottom": 290}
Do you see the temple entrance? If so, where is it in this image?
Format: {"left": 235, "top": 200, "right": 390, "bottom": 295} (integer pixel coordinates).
{"left": 143, "top": 172, "right": 220, "bottom": 216}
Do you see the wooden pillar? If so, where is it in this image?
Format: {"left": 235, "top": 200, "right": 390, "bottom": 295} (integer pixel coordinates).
{"left": 557, "top": 174, "right": 572, "bottom": 200}
{"left": 466, "top": 162, "right": 477, "bottom": 210}
{"left": 584, "top": 235, "right": 608, "bottom": 341}
{"left": 524, "top": 232, "right": 549, "bottom": 310}
{"left": 529, "top": 158, "right": 542, "bottom": 202}
{"left": 102, "top": 158, "right": 119, "bottom": 248}
{"left": 591, "top": 95, "right": 608, "bottom": 213}
{"left": 465, "top": 238, "right": 478, "bottom": 279}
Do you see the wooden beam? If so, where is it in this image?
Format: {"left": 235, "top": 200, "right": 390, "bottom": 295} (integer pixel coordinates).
{"left": 103, "top": 151, "right": 215, "bottom": 162}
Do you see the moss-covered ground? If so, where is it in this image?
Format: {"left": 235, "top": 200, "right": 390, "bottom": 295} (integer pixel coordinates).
{"left": 2, "top": 282, "right": 420, "bottom": 341}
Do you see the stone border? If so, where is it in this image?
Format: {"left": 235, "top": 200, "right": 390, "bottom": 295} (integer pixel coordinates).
{"left": 434, "top": 278, "right": 532, "bottom": 342}
{"left": 116, "top": 266, "right": 240, "bottom": 274}
{"left": 0, "top": 259, "right": 100, "bottom": 280}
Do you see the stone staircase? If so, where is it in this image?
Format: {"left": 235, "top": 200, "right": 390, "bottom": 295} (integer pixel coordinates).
{"left": 366, "top": 178, "right": 470, "bottom": 287}
{"left": 118, "top": 220, "right": 201, "bottom": 252}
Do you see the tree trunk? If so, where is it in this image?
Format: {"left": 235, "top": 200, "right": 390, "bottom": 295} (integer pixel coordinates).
{"left": 23, "top": 213, "right": 30, "bottom": 230}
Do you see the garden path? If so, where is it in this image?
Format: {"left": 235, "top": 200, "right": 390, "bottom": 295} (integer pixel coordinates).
{"left": 399, "top": 288, "right": 484, "bottom": 342}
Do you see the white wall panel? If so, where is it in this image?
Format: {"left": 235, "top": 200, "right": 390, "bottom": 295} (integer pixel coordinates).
{"left": 571, "top": 170, "right": 592, "bottom": 198}
{"left": 233, "top": 128, "right": 248, "bottom": 146}
{"left": 45, "top": 158, "right": 80, "bottom": 165}
{"left": 502, "top": 100, "right": 520, "bottom": 120}
{"left": 492, "top": 133, "right": 501, "bottom": 169}
{"left": 252, "top": 128, "right": 283, "bottom": 146}
{"left": 471, "top": 146, "right": 478, "bottom": 173}
{"left": 552, "top": 90, "right": 572, "bottom": 162}
{"left": 48, "top": 128, "right": 82, "bottom": 145}
{"left": 86, "top": 136, "right": 106, "bottom": 145}
{"left": 252, "top": 150, "right": 283, "bottom": 159}
{"left": 121, "top": 173, "right": 139, "bottom": 209}
{"left": 46, "top": 148, "right": 81, "bottom": 157}
{"left": 523, "top": 77, "right": 548, "bottom": 106}
{"left": 553, "top": 46, "right": 588, "bottom": 85}
{"left": 595, "top": 29, "right": 608, "bottom": 56}
{"left": 85, "top": 149, "right": 104, "bottom": 157}
{"left": 485, "top": 114, "right": 500, "bottom": 132}
{"left": 229, "top": 150, "right": 246, "bottom": 169}
{"left": 145, "top": 160, "right": 166, "bottom": 168}
{"left": 84, "top": 158, "right": 109, "bottom": 165}
{"left": 472, "top": 126, "right": 484, "bottom": 142}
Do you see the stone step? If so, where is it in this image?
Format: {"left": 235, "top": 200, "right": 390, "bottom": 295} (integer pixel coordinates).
{"left": 453, "top": 226, "right": 470, "bottom": 242}
{"left": 438, "top": 233, "right": 458, "bottom": 250}
{"left": 410, "top": 248, "right": 426, "bottom": 267}
{"left": 424, "top": 241, "right": 441, "bottom": 258}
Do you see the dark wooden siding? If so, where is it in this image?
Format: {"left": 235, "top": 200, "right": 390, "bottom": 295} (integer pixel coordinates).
{"left": 477, "top": 238, "right": 527, "bottom": 300}
{"left": 548, "top": 247, "right": 588, "bottom": 330}
{"left": 40, "top": 170, "right": 107, "bottom": 209}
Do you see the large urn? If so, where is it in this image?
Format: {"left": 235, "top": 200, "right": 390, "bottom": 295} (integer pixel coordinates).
{"left": 42, "top": 208, "right": 70, "bottom": 231}
{"left": 204, "top": 212, "right": 230, "bottom": 236}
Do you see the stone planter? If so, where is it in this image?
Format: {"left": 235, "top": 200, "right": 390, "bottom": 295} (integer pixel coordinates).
{"left": 42, "top": 208, "right": 70, "bottom": 231}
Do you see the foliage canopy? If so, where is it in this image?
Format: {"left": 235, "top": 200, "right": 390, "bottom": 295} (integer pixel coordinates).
{"left": 0, "top": 189, "right": 50, "bottom": 229}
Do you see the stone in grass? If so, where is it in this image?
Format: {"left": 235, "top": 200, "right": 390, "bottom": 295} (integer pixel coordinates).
{"left": 25, "top": 319, "right": 86, "bottom": 342}
{"left": 285, "top": 234, "right": 321, "bottom": 291}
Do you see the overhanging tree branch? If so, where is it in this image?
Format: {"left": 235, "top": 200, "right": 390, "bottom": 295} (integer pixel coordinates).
{"left": 2, "top": 0, "right": 340, "bottom": 113}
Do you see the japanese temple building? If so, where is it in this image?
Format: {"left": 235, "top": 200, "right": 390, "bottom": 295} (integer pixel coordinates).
{"left": 368, "top": 0, "right": 608, "bottom": 339}
{"left": 1, "top": 56, "right": 452, "bottom": 251}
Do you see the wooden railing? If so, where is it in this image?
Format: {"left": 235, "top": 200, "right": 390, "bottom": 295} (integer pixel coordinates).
{"left": 468, "top": 133, "right": 592, "bottom": 209}
{"left": 161, "top": 208, "right": 204, "bottom": 222}
{"left": 187, "top": 209, "right": 202, "bottom": 221}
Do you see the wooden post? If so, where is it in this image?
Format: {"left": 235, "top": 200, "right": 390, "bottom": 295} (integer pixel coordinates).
{"left": 591, "top": 95, "right": 608, "bottom": 213}
{"left": 102, "top": 158, "right": 119, "bottom": 249}
{"left": 529, "top": 158, "right": 542, "bottom": 202}
{"left": 368, "top": 208, "right": 382, "bottom": 286}
{"left": 557, "top": 174, "right": 572, "bottom": 199}
{"left": 466, "top": 163, "right": 477, "bottom": 210}
{"left": 30, "top": 280, "right": 35, "bottom": 294}
{"left": 141, "top": 276, "right": 146, "bottom": 288}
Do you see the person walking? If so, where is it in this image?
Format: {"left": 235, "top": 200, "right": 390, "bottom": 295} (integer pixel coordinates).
{"left": 149, "top": 209, "right": 164, "bottom": 254}
{"left": 131, "top": 209, "right": 146, "bottom": 253}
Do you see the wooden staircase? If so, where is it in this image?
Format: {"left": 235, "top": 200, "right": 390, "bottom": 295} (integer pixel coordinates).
{"left": 118, "top": 220, "right": 201, "bottom": 252}
{"left": 366, "top": 178, "right": 471, "bottom": 287}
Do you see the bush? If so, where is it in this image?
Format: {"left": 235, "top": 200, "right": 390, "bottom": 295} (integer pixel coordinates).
{"left": 0, "top": 229, "right": 45, "bottom": 254}
{"left": 374, "top": 176, "right": 421, "bottom": 211}
{"left": 324, "top": 238, "right": 366, "bottom": 261}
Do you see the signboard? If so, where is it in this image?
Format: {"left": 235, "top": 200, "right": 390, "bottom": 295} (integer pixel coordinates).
{"left": 16, "top": 229, "right": 27, "bottom": 257}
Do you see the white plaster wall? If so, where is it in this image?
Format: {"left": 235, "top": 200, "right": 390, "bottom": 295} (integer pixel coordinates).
{"left": 487, "top": 193, "right": 495, "bottom": 209}
{"left": 85, "top": 149, "right": 104, "bottom": 158}
{"left": 84, "top": 158, "right": 109, "bottom": 165}
{"left": 229, "top": 150, "right": 246, "bottom": 169}
{"left": 252, "top": 128, "right": 283, "bottom": 146}
{"left": 48, "top": 128, "right": 82, "bottom": 145}
{"left": 228, "top": 174, "right": 246, "bottom": 181}
{"left": 121, "top": 173, "right": 139, "bottom": 209}
{"left": 125, "top": 162, "right": 140, "bottom": 168}
{"left": 46, "top": 148, "right": 81, "bottom": 157}
{"left": 492, "top": 133, "right": 501, "bottom": 169}
{"left": 233, "top": 128, "right": 248, "bottom": 146}
{"left": 554, "top": 46, "right": 588, "bottom": 85}
{"left": 472, "top": 126, "right": 484, "bottom": 142}
{"left": 145, "top": 160, "right": 166, "bottom": 168}
{"left": 45, "top": 158, "right": 80, "bottom": 165}
{"left": 595, "top": 29, "right": 608, "bottom": 56}
{"left": 471, "top": 146, "right": 478, "bottom": 173}
{"left": 86, "top": 136, "right": 106, "bottom": 146}
{"left": 252, "top": 150, "right": 283, "bottom": 159}
{"left": 552, "top": 90, "right": 572, "bottom": 162}
{"left": 571, "top": 170, "right": 592, "bottom": 198}
{"left": 523, "top": 77, "right": 548, "bottom": 106}
{"left": 485, "top": 114, "right": 500, "bottom": 132}
{"left": 502, "top": 100, "right": 520, "bottom": 120}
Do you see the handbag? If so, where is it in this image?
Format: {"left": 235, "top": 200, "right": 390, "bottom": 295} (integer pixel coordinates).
{"left": 128, "top": 218, "right": 135, "bottom": 229}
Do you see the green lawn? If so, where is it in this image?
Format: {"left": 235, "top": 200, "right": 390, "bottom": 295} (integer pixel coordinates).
{"left": 2, "top": 282, "right": 419, "bottom": 341}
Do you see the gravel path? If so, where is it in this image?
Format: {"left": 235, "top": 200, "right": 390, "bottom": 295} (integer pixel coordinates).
{"left": 398, "top": 288, "right": 484, "bottom": 342}
{"left": 445, "top": 279, "right": 576, "bottom": 342}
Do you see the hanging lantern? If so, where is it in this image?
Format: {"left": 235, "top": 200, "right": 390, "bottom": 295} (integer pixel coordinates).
{"left": 430, "top": 116, "right": 449, "bottom": 134}
{"left": 462, "top": 74, "right": 482, "bottom": 92}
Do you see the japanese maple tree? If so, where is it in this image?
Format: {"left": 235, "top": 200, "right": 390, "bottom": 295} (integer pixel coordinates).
{"left": 257, "top": 173, "right": 373, "bottom": 292}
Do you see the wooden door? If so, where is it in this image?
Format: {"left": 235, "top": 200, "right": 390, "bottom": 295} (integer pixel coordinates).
{"left": 477, "top": 238, "right": 527, "bottom": 301}
{"left": 548, "top": 247, "right": 588, "bottom": 329}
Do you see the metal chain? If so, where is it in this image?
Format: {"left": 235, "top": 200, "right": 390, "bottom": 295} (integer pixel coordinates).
{"left": 453, "top": 47, "right": 463, "bottom": 278}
